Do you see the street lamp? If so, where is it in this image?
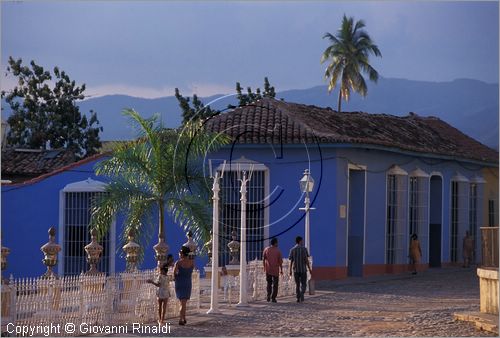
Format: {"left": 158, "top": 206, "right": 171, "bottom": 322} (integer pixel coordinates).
{"left": 299, "top": 169, "right": 315, "bottom": 252}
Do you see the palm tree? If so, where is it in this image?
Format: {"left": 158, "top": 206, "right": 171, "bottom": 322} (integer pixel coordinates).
{"left": 321, "top": 14, "right": 382, "bottom": 113}
{"left": 90, "top": 109, "right": 228, "bottom": 266}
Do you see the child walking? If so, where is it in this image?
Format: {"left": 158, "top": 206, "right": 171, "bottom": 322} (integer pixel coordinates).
{"left": 147, "top": 262, "right": 171, "bottom": 325}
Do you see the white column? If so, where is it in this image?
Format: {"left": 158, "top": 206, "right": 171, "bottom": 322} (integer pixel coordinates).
{"left": 207, "top": 173, "right": 220, "bottom": 314}
{"left": 237, "top": 171, "right": 249, "bottom": 307}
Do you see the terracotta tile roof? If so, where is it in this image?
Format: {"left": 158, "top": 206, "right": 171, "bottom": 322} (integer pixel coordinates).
{"left": 205, "top": 98, "right": 498, "bottom": 164}
{"left": 2, "top": 152, "right": 109, "bottom": 186}
{"left": 1, "top": 148, "right": 77, "bottom": 182}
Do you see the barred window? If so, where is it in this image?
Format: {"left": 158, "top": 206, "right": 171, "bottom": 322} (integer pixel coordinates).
{"left": 218, "top": 164, "right": 268, "bottom": 266}
{"left": 489, "top": 199, "right": 496, "bottom": 227}
{"left": 450, "top": 174, "right": 469, "bottom": 263}
{"left": 59, "top": 179, "right": 115, "bottom": 276}
{"left": 409, "top": 170, "right": 429, "bottom": 263}
{"left": 469, "top": 183, "right": 478, "bottom": 242}
{"left": 386, "top": 166, "right": 408, "bottom": 264}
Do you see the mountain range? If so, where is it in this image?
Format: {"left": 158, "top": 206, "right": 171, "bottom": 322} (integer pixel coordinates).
{"left": 2, "top": 77, "right": 499, "bottom": 149}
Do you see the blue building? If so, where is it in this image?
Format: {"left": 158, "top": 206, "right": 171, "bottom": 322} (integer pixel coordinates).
{"left": 1, "top": 152, "right": 199, "bottom": 278}
{"left": 204, "top": 98, "right": 498, "bottom": 279}
{"left": 2, "top": 98, "right": 498, "bottom": 279}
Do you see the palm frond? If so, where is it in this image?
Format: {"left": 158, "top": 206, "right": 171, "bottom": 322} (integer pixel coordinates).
{"left": 322, "top": 15, "right": 381, "bottom": 108}
{"left": 167, "top": 195, "right": 212, "bottom": 248}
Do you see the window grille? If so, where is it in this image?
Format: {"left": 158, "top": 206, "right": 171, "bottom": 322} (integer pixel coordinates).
{"left": 63, "top": 191, "right": 111, "bottom": 275}
{"left": 469, "top": 183, "right": 478, "bottom": 245}
{"left": 489, "top": 200, "right": 496, "bottom": 227}
{"left": 386, "top": 174, "right": 407, "bottom": 264}
{"left": 409, "top": 176, "right": 429, "bottom": 262}
{"left": 219, "top": 170, "right": 266, "bottom": 266}
{"left": 451, "top": 180, "right": 468, "bottom": 262}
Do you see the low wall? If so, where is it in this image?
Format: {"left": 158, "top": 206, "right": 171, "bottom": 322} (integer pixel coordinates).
{"left": 477, "top": 267, "right": 499, "bottom": 315}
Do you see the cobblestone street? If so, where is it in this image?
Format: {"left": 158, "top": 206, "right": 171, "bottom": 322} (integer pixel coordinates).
{"left": 103, "top": 267, "right": 495, "bottom": 337}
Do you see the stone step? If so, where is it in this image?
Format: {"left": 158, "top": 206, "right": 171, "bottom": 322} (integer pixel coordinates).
{"left": 454, "top": 312, "right": 499, "bottom": 334}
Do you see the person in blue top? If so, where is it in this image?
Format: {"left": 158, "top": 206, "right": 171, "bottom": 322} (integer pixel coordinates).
{"left": 174, "top": 245, "right": 194, "bottom": 325}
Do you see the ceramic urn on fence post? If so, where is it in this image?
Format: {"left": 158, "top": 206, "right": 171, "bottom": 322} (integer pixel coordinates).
{"left": 84, "top": 229, "right": 103, "bottom": 275}
{"left": 228, "top": 230, "right": 240, "bottom": 265}
{"left": 41, "top": 227, "right": 61, "bottom": 278}
{"left": 183, "top": 231, "right": 198, "bottom": 259}
{"left": 123, "top": 229, "right": 141, "bottom": 272}
{"left": 1, "top": 235, "right": 10, "bottom": 283}
{"left": 204, "top": 231, "right": 213, "bottom": 266}
{"left": 153, "top": 237, "right": 169, "bottom": 269}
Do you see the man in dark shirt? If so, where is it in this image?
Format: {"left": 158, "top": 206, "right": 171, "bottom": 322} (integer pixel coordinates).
{"left": 289, "top": 236, "right": 312, "bottom": 302}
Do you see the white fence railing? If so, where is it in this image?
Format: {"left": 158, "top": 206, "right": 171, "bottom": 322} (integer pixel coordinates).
{"left": 217, "top": 258, "right": 312, "bottom": 304}
{"left": 2, "top": 258, "right": 311, "bottom": 334}
{"left": 1, "top": 269, "right": 200, "bottom": 336}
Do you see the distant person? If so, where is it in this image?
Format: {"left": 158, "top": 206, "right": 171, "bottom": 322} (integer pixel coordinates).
{"left": 263, "top": 237, "right": 283, "bottom": 303}
{"left": 174, "top": 246, "right": 194, "bottom": 326}
{"left": 289, "top": 236, "right": 312, "bottom": 303}
{"left": 463, "top": 231, "right": 474, "bottom": 268}
{"left": 146, "top": 262, "right": 170, "bottom": 325}
{"left": 409, "top": 234, "right": 422, "bottom": 275}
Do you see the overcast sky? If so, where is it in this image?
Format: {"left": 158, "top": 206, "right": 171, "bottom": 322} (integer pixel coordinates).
{"left": 1, "top": 1, "right": 498, "bottom": 98}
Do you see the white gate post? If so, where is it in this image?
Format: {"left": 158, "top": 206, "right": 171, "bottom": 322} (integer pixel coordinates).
{"left": 237, "top": 171, "right": 249, "bottom": 307}
{"left": 207, "top": 171, "right": 221, "bottom": 314}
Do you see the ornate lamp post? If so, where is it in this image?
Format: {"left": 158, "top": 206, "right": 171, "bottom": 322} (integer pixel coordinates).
{"left": 84, "top": 229, "right": 103, "bottom": 275}
{"left": 123, "top": 229, "right": 141, "bottom": 271}
{"left": 40, "top": 227, "right": 61, "bottom": 278}
{"left": 299, "top": 169, "right": 315, "bottom": 252}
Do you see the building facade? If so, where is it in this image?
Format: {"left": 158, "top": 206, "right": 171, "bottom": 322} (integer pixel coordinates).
{"left": 2, "top": 98, "right": 498, "bottom": 280}
{"left": 205, "top": 98, "right": 499, "bottom": 279}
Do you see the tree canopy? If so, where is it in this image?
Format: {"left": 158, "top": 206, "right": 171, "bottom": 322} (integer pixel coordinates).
{"left": 175, "top": 77, "right": 276, "bottom": 124}
{"left": 91, "top": 110, "right": 229, "bottom": 263}
{"left": 321, "top": 15, "right": 382, "bottom": 113}
{"left": 1, "top": 57, "right": 102, "bottom": 158}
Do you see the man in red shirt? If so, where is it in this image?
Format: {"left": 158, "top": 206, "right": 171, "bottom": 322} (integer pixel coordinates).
{"left": 263, "top": 237, "right": 283, "bottom": 302}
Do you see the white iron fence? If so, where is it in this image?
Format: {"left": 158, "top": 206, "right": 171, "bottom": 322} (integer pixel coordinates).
{"left": 217, "top": 258, "right": 312, "bottom": 305}
{"left": 1, "top": 269, "right": 200, "bottom": 336}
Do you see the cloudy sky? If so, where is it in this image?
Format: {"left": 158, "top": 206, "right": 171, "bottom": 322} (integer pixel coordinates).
{"left": 1, "top": 1, "right": 498, "bottom": 98}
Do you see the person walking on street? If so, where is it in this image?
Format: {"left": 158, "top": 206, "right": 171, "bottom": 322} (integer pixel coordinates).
{"left": 409, "top": 234, "right": 422, "bottom": 275}
{"left": 146, "top": 262, "right": 170, "bottom": 325}
{"left": 263, "top": 237, "right": 283, "bottom": 303}
{"left": 174, "top": 246, "right": 194, "bottom": 326}
{"left": 289, "top": 236, "right": 312, "bottom": 303}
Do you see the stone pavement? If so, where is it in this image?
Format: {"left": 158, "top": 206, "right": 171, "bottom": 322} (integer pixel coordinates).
{"left": 95, "top": 267, "right": 496, "bottom": 337}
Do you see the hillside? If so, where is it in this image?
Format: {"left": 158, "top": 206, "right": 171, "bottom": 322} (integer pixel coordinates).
{"left": 2, "top": 78, "right": 498, "bottom": 149}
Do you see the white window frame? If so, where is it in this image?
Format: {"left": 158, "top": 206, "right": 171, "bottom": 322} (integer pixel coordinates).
{"left": 58, "top": 178, "right": 116, "bottom": 276}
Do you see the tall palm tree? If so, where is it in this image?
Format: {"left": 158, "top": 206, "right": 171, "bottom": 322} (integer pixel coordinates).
{"left": 90, "top": 109, "right": 228, "bottom": 265}
{"left": 321, "top": 15, "right": 382, "bottom": 113}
